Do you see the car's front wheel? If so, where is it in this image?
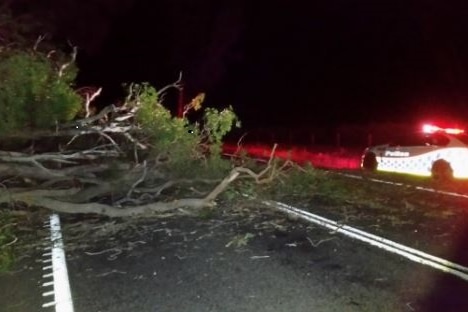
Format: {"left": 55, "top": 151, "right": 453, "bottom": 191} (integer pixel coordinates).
{"left": 362, "top": 152, "right": 378, "bottom": 171}
{"left": 431, "top": 159, "right": 453, "bottom": 181}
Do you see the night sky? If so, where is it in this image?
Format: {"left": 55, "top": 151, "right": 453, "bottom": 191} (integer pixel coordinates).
{"left": 9, "top": 0, "right": 468, "bottom": 128}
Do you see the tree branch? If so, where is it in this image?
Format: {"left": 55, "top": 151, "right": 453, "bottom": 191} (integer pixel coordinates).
{"left": 158, "top": 72, "right": 183, "bottom": 95}
{"left": 0, "top": 188, "right": 211, "bottom": 217}
{"left": 58, "top": 45, "right": 77, "bottom": 78}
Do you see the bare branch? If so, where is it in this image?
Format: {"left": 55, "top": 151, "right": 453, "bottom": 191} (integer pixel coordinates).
{"left": 158, "top": 72, "right": 183, "bottom": 96}
{"left": 85, "top": 87, "right": 103, "bottom": 118}
{"left": 125, "top": 161, "right": 148, "bottom": 199}
{"left": 88, "top": 130, "right": 123, "bottom": 154}
{"left": 62, "top": 104, "right": 118, "bottom": 129}
{"left": 33, "top": 34, "right": 47, "bottom": 51}
{"left": 122, "top": 132, "right": 148, "bottom": 150}
{"left": 3, "top": 236, "right": 18, "bottom": 247}
{"left": 137, "top": 178, "right": 219, "bottom": 194}
{"left": 0, "top": 188, "right": 212, "bottom": 217}
{"left": 204, "top": 170, "right": 240, "bottom": 203}
{"left": 0, "top": 148, "right": 119, "bottom": 164}
{"left": 47, "top": 50, "right": 56, "bottom": 58}
{"left": 58, "top": 45, "right": 77, "bottom": 78}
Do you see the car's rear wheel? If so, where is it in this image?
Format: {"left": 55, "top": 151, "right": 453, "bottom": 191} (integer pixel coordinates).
{"left": 362, "top": 152, "right": 378, "bottom": 171}
{"left": 431, "top": 159, "right": 453, "bottom": 181}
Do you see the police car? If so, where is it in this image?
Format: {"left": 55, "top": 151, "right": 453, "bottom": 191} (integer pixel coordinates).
{"left": 361, "top": 124, "right": 468, "bottom": 180}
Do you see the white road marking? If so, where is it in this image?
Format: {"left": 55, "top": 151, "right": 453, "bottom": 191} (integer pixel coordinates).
{"left": 42, "top": 214, "right": 75, "bottom": 312}
{"left": 264, "top": 200, "right": 468, "bottom": 282}
{"left": 338, "top": 172, "right": 468, "bottom": 199}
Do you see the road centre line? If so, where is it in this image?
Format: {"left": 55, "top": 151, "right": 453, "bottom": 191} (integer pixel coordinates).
{"left": 338, "top": 173, "right": 468, "bottom": 199}
{"left": 263, "top": 200, "right": 468, "bottom": 282}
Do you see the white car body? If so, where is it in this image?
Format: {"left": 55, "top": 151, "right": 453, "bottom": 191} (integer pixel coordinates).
{"left": 361, "top": 125, "right": 468, "bottom": 179}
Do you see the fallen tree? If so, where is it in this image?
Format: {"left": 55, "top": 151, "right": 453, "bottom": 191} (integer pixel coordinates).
{"left": 0, "top": 21, "right": 303, "bottom": 273}
{"left": 0, "top": 73, "right": 287, "bottom": 217}
{"left": 0, "top": 33, "right": 301, "bottom": 221}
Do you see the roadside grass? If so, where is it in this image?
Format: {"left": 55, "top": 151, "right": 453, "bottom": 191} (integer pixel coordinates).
{"left": 255, "top": 163, "right": 468, "bottom": 230}
{"left": 0, "top": 211, "right": 15, "bottom": 272}
{"left": 0, "top": 206, "right": 50, "bottom": 273}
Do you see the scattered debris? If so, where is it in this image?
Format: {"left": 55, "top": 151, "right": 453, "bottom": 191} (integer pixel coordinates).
{"left": 225, "top": 233, "right": 255, "bottom": 248}
{"left": 250, "top": 255, "right": 270, "bottom": 259}
{"left": 96, "top": 269, "right": 127, "bottom": 277}
{"left": 306, "top": 236, "right": 337, "bottom": 248}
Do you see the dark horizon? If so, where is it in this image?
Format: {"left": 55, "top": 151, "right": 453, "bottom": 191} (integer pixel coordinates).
{"left": 61, "top": 0, "right": 468, "bottom": 129}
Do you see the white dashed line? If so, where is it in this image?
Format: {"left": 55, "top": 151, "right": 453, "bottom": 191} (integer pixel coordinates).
{"left": 338, "top": 172, "right": 468, "bottom": 199}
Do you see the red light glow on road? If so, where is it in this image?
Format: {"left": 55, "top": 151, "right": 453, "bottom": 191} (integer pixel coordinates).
{"left": 223, "top": 143, "right": 361, "bottom": 170}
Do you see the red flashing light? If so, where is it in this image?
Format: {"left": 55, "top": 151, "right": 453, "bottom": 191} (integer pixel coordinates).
{"left": 422, "top": 124, "right": 438, "bottom": 133}
{"left": 422, "top": 124, "right": 464, "bottom": 135}
{"left": 444, "top": 128, "right": 465, "bottom": 134}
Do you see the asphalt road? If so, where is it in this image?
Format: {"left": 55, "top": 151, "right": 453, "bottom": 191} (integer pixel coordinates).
{"left": 62, "top": 209, "right": 468, "bottom": 312}
{"left": 1, "top": 199, "right": 467, "bottom": 312}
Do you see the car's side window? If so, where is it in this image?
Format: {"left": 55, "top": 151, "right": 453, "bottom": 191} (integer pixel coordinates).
{"left": 396, "top": 133, "right": 429, "bottom": 147}
{"left": 386, "top": 132, "right": 449, "bottom": 147}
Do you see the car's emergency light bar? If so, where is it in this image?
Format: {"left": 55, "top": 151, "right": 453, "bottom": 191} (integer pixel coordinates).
{"left": 422, "top": 124, "right": 465, "bottom": 135}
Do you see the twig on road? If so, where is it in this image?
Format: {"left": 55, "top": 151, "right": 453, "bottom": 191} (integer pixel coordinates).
{"left": 85, "top": 247, "right": 122, "bottom": 260}
{"left": 97, "top": 269, "right": 127, "bottom": 277}
{"left": 251, "top": 255, "right": 270, "bottom": 259}
{"left": 306, "top": 236, "right": 337, "bottom": 247}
